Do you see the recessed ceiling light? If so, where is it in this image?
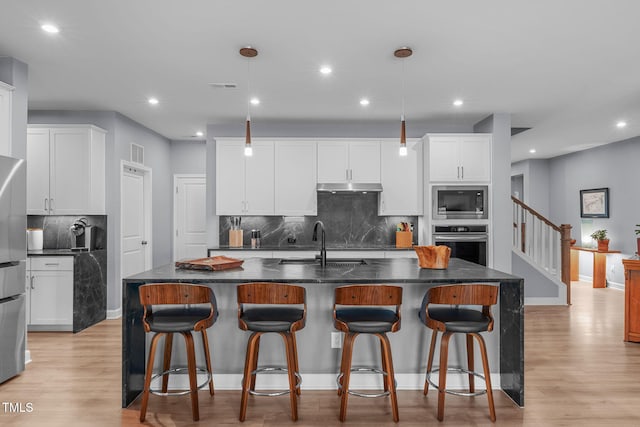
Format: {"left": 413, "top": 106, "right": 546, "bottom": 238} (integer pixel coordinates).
{"left": 196, "top": 131, "right": 204, "bottom": 137}
{"left": 359, "top": 98, "right": 370, "bottom": 106}
{"left": 320, "top": 66, "right": 332, "bottom": 75}
{"left": 529, "top": 148, "right": 536, "bottom": 154}
{"left": 616, "top": 120, "right": 627, "bottom": 128}
{"left": 453, "top": 99, "right": 464, "bottom": 107}
{"left": 250, "top": 98, "right": 260, "bottom": 105}
{"left": 41, "top": 23, "right": 59, "bottom": 34}
{"left": 148, "top": 97, "right": 159, "bottom": 105}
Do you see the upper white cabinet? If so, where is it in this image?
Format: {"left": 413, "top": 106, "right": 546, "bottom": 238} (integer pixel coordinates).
{"left": 317, "top": 140, "right": 380, "bottom": 183}
{"left": 27, "top": 125, "right": 106, "bottom": 215}
{"left": 379, "top": 139, "right": 423, "bottom": 215}
{"left": 0, "top": 81, "right": 13, "bottom": 157}
{"left": 428, "top": 134, "right": 491, "bottom": 182}
{"left": 216, "top": 139, "right": 274, "bottom": 215}
{"left": 274, "top": 140, "right": 317, "bottom": 215}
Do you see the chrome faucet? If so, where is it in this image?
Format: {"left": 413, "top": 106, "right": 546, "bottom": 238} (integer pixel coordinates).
{"left": 312, "top": 220, "right": 327, "bottom": 267}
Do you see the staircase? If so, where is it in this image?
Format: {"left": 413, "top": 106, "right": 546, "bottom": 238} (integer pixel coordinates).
{"left": 512, "top": 196, "right": 573, "bottom": 304}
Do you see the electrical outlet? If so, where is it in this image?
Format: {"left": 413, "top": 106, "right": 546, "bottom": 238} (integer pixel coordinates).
{"left": 331, "top": 332, "right": 342, "bottom": 349}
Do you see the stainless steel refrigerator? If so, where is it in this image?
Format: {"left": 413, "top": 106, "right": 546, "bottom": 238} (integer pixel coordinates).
{"left": 0, "top": 154, "right": 26, "bottom": 384}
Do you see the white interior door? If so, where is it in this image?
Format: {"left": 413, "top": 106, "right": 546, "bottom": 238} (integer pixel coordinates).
{"left": 174, "top": 175, "right": 207, "bottom": 261}
{"left": 121, "top": 166, "right": 149, "bottom": 278}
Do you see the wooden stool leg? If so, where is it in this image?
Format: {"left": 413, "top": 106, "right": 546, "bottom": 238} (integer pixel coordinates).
{"left": 291, "top": 332, "right": 301, "bottom": 396}
{"left": 380, "top": 339, "right": 389, "bottom": 392}
{"left": 200, "top": 329, "right": 215, "bottom": 395}
{"left": 437, "top": 332, "right": 453, "bottom": 422}
{"left": 339, "top": 333, "right": 356, "bottom": 422}
{"left": 281, "top": 332, "right": 298, "bottom": 421}
{"left": 249, "top": 335, "right": 261, "bottom": 392}
{"left": 140, "top": 332, "right": 163, "bottom": 422}
{"left": 466, "top": 333, "right": 475, "bottom": 393}
{"left": 337, "top": 332, "right": 349, "bottom": 397}
{"left": 161, "top": 333, "right": 173, "bottom": 393}
{"left": 239, "top": 332, "right": 260, "bottom": 421}
{"left": 424, "top": 330, "right": 438, "bottom": 395}
{"left": 183, "top": 332, "right": 200, "bottom": 421}
{"left": 379, "top": 333, "right": 399, "bottom": 422}
{"left": 472, "top": 332, "right": 496, "bottom": 422}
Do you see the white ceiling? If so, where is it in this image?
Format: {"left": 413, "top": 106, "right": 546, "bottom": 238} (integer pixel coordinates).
{"left": 1, "top": 0, "right": 639, "bottom": 162}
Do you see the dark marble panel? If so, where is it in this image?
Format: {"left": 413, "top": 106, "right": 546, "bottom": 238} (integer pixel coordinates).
{"left": 73, "top": 250, "right": 107, "bottom": 333}
{"left": 220, "top": 193, "right": 417, "bottom": 247}
{"left": 27, "top": 215, "right": 107, "bottom": 250}
{"left": 500, "top": 278, "right": 525, "bottom": 406}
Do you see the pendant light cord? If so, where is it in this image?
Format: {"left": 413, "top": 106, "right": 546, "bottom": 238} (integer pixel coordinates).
{"left": 246, "top": 59, "right": 251, "bottom": 121}
{"left": 401, "top": 58, "right": 406, "bottom": 121}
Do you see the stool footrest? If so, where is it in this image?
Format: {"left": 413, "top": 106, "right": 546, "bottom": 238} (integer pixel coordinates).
{"left": 245, "top": 366, "right": 302, "bottom": 397}
{"left": 426, "top": 367, "right": 488, "bottom": 397}
{"left": 336, "top": 367, "right": 397, "bottom": 398}
{"left": 149, "top": 367, "right": 212, "bottom": 397}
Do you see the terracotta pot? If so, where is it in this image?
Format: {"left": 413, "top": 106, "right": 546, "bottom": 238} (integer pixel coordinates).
{"left": 597, "top": 239, "right": 609, "bottom": 252}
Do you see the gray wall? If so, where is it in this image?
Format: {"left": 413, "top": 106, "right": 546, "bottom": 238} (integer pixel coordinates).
{"left": 475, "top": 114, "right": 512, "bottom": 273}
{"left": 27, "top": 110, "right": 173, "bottom": 312}
{"left": 170, "top": 140, "right": 206, "bottom": 175}
{"left": 0, "top": 56, "right": 28, "bottom": 160}
{"left": 511, "top": 159, "right": 550, "bottom": 217}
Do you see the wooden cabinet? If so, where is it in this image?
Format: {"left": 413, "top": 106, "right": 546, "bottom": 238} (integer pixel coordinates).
{"left": 317, "top": 140, "right": 380, "bottom": 183}
{"left": 216, "top": 139, "right": 274, "bottom": 215}
{"left": 27, "top": 125, "right": 106, "bottom": 215}
{"left": 379, "top": 139, "right": 422, "bottom": 215}
{"left": 428, "top": 134, "right": 491, "bottom": 182}
{"left": 27, "top": 257, "right": 73, "bottom": 330}
{"left": 275, "top": 140, "right": 317, "bottom": 215}
{"left": 622, "top": 259, "right": 640, "bottom": 342}
{"left": 0, "top": 81, "right": 13, "bottom": 156}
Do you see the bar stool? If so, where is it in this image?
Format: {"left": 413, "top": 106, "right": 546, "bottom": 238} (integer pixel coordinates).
{"left": 237, "top": 282, "right": 306, "bottom": 422}
{"left": 333, "top": 285, "right": 402, "bottom": 422}
{"left": 419, "top": 284, "right": 498, "bottom": 422}
{"left": 138, "top": 283, "right": 218, "bottom": 422}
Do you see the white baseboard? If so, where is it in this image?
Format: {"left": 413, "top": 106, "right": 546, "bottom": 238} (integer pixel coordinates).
{"left": 107, "top": 307, "right": 122, "bottom": 319}
{"left": 25, "top": 350, "right": 31, "bottom": 365}
{"left": 155, "top": 371, "right": 501, "bottom": 391}
{"left": 607, "top": 280, "right": 625, "bottom": 291}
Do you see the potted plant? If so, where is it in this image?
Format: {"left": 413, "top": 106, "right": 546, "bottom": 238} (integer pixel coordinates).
{"left": 590, "top": 229, "right": 609, "bottom": 251}
{"left": 635, "top": 225, "right": 640, "bottom": 255}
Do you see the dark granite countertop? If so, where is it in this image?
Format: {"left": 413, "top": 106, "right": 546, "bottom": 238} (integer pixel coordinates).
{"left": 124, "top": 257, "right": 521, "bottom": 284}
{"left": 209, "top": 245, "right": 415, "bottom": 252}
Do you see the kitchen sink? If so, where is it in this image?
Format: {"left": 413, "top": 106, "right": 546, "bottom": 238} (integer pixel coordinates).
{"left": 278, "top": 258, "right": 368, "bottom": 266}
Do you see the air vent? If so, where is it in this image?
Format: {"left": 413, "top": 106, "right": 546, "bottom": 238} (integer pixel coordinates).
{"left": 209, "top": 83, "right": 237, "bottom": 88}
{"left": 130, "top": 143, "right": 144, "bottom": 165}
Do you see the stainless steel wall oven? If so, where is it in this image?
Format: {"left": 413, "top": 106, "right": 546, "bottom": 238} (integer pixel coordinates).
{"left": 432, "top": 225, "right": 488, "bottom": 266}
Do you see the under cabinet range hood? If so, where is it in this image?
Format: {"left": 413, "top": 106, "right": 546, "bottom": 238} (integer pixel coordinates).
{"left": 316, "top": 183, "right": 383, "bottom": 193}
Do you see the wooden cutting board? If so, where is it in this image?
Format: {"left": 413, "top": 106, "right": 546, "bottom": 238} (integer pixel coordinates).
{"left": 175, "top": 256, "right": 244, "bottom": 271}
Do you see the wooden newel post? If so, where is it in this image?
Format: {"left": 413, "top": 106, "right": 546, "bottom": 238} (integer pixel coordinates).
{"left": 560, "top": 224, "right": 573, "bottom": 305}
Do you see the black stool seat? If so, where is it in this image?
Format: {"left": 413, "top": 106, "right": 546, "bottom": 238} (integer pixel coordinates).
{"left": 148, "top": 307, "right": 219, "bottom": 333}
{"left": 240, "top": 307, "right": 305, "bottom": 332}
{"left": 335, "top": 307, "right": 399, "bottom": 333}
{"left": 419, "top": 306, "right": 490, "bottom": 333}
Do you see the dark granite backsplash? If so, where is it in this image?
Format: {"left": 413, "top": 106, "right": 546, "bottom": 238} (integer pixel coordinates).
{"left": 27, "top": 215, "right": 107, "bottom": 250}
{"left": 220, "top": 193, "right": 417, "bottom": 247}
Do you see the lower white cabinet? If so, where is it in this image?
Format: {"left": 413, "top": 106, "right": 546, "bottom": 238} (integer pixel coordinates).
{"left": 27, "top": 257, "right": 73, "bottom": 330}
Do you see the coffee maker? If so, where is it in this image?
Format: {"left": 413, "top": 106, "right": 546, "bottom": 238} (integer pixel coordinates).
{"left": 69, "top": 218, "right": 95, "bottom": 251}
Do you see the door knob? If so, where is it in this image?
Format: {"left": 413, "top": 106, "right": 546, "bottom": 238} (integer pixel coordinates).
{"left": 141, "top": 240, "right": 148, "bottom": 245}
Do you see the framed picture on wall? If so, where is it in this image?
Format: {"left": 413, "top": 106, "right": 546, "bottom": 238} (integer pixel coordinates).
{"left": 580, "top": 188, "right": 609, "bottom": 218}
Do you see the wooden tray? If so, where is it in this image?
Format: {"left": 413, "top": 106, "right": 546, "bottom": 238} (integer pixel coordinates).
{"left": 175, "top": 256, "right": 244, "bottom": 271}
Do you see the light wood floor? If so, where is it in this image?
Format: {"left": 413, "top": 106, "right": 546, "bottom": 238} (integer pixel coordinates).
{"left": 1, "top": 281, "right": 640, "bottom": 426}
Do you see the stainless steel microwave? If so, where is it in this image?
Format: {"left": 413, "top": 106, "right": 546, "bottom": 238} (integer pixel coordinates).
{"left": 432, "top": 186, "right": 488, "bottom": 220}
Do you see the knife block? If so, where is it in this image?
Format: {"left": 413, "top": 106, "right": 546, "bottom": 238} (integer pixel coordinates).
{"left": 229, "top": 229, "right": 243, "bottom": 248}
{"left": 395, "top": 231, "right": 412, "bottom": 248}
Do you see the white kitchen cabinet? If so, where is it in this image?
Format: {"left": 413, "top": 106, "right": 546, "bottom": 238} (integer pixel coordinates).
{"left": 379, "top": 139, "right": 422, "bottom": 215}
{"left": 27, "top": 125, "right": 106, "bottom": 215}
{"left": 317, "top": 140, "right": 380, "bottom": 183}
{"left": 216, "top": 139, "right": 274, "bottom": 215}
{"left": 27, "top": 257, "right": 73, "bottom": 330}
{"left": 428, "top": 134, "right": 491, "bottom": 183}
{"left": 275, "top": 140, "right": 317, "bottom": 215}
{"left": 0, "top": 81, "right": 13, "bottom": 156}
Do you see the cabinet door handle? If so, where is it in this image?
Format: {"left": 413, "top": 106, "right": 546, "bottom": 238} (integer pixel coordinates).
{"left": 346, "top": 169, "right": 349, "bottom": 181}
{"left": 30, "top": 276, "right": 35, "bottom": 290}
{"left": 50, "top": 198, "right": 54, "bottom": 212}
{"left": 461, "top": 166, "right": 464, "bottom": 179}
{"left": 457, "top": 166, "right": 460, "bottom": 179}
{"left": 44, "top": 198, "right": 48, "bottom": 212}
{"left": 44, "top": 263, "right": 59, "bottom": 266}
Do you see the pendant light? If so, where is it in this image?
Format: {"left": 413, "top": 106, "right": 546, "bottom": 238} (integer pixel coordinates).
{"left": 240, "top": 46, "right": 258, "bottom": 156}
{"left": 395, "top": 47, "right": 412, "bottom": 156}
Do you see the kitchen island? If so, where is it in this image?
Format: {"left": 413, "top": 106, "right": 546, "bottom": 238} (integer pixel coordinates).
{"left": 122, "top": 257, "right": 523, "bottom": 407}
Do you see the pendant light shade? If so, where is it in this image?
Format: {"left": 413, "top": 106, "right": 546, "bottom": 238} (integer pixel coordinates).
{"left": 395, "top": 47, "right": 412, "bottom": 156}
{"left": 240, "top": 46, "right": 258, "bottom": 156}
